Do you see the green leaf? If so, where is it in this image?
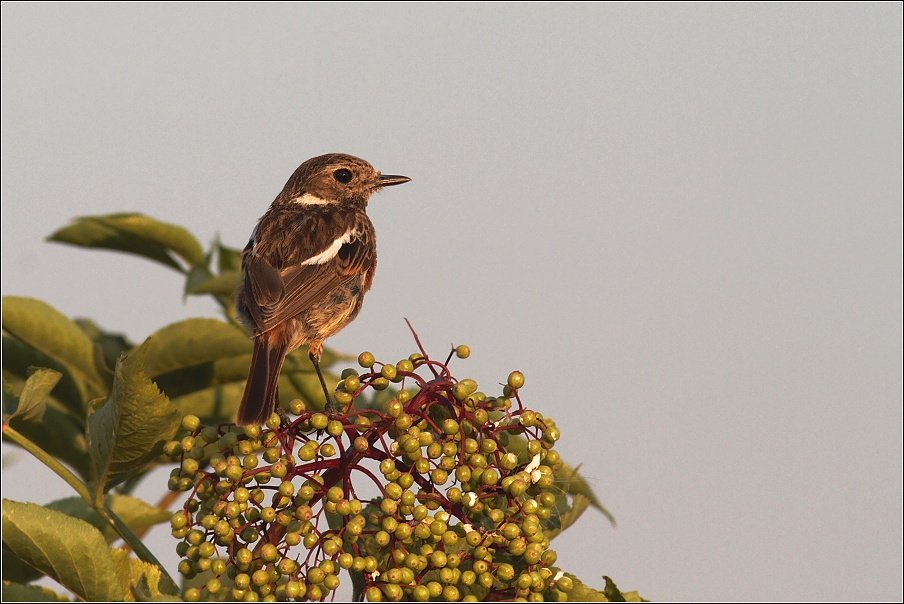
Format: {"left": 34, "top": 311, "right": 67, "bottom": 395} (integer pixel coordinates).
{"left": 2, "top": 378, "right": 91, "bottom": 481}
{"left": 504, "top": 433, "right": 614, "bottom": 525}
{"left": 2, "top": 545, "right": 44, "bottom": 584}
{"left": 183, "top": 264, "right": 215, "bottom": 298}
{"left": 2, "top": 335, "right": 88, "bottom": 416}
{"left": 545, "top": 493, "right": 590, "bottom": 541}
{"left": 142, "top": 318, "right": 251, "bottom": 379}
{"left": 555, "top": 461, "right": 615, "bottom": 525}
{"left": 43, "top": 497, "right": 107, "bottom": 535}
{"left": 1, "top": 581, "right": 69, "bottom": 602}
{"left": 48, "top": 213, "right": 206, "bottom": 270}
{"left": 563, "top": 574, "right": 610, "bottom": 602}
{"left": 2, "top": 297, "right": 105, "bottom": 396}
{"left": 45, "top": 495, "right": 170, "bottom": 543}
{"left": 110, "top": 548, "right": 180, "bottom": 601}
{"left": 87, "top": 342, "right": 182, "bottom": 500}
{"left": 171, "top": 382, "right": 245, "bottom": 424}
{"left": 74, "top": 319, "right": 134, "bottom": 385}
{"left": 7, "top": 369, "right": 61, "bottom": 423}
{"left": 217, "top": 241, "right": 243, "bottom": 272}
{"left": 186, "top": 269, "right": 242, "bottom": 297}
{"left": 1, "top": 500, "right": 123, "bottom": 601}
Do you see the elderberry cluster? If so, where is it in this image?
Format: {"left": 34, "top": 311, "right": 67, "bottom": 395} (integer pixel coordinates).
{"left": 165, "top": 345, "right": 576, "bottom": 602}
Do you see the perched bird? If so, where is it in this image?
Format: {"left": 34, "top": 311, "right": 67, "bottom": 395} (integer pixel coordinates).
{"left": 235, "top": 153, "right": 410, "bottom": 426}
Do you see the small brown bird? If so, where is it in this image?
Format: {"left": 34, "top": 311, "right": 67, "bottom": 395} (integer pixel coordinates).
{"left": 235, "top": 153, "right": 410, "bottom": 426}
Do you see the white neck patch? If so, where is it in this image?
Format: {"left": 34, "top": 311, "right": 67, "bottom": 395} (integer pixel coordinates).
{"left": 302, "top": 228, "right": 356, "bottom": 265}
{"left": 292, "top": 193, "right": 331, "bottom": 205}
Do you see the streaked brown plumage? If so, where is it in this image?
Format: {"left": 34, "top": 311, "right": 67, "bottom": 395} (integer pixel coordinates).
{"left": 235, "top": 154, "right": 410, "bottom": 426}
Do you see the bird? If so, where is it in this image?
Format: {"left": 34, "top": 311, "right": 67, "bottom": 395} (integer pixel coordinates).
{"left": 235, "top": 153, "right": 410, "bottom": 426}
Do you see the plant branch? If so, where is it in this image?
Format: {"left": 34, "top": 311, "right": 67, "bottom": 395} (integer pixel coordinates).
{"left": 2, "top": 422, "right": 92, "bottom": 502}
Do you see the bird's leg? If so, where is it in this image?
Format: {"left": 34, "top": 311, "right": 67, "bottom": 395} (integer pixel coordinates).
{"left": 310, "top": 350, "right": 336, "bottom": 415}
{"left": 273, "top": 383, "right": 290, "bottom": 427}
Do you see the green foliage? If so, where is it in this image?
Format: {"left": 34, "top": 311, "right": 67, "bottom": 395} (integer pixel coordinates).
{"left": 87, "top": 340, "right": 182, "bottom": 502}
{"left": 2, "top": 500, "right": 124, "bottom": 601}
{"left": 2, "top": 213, "right": 641, "bottom": 601}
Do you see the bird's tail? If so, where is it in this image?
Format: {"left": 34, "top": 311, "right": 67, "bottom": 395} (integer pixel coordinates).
{"left": 237, "top": 336, "right": 288, "bottom": 426}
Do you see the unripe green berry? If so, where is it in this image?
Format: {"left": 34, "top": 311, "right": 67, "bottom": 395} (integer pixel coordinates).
{"left": 455, "top": 466, "right": 471, "bottom": 483}
{"left": 265, "top": 413, "right": 281, "bottom": 429}
{"left": 430, "top": 550, "right": 448, "bottom": 568}
{"left": 163, "top": 440, "right": 181, "bottom": 458}
{"left": 394, "top": 523, "right": 412, "bottom": 541}
{"left": 170, "top": 511, "right": 189, "bottom": 530}
{"left": 181, "top": 458, "right": 199, "bottom": 475}
{"left": 218, "top": 432, "right": 239, "bottom": 449}
{"left": 453, "top": 379, "right": 477, "bottom": 401}
{"left": 234, "top": 572, "right": 251, "bottom": 589}
{"left": 358, "top": 351, "right": 376, "bottom": 368}
{"left": 455, "top": 345, "right": 470, "bottom": 358}
{"left": 181, "top": 415, "right": 200, "bottom": 432}
{"left": 507, "top": 370, "right": 525, "bottom": 389}
{"left": 284, "top": 398, "right": 305, "bottom": 416}
{"left": 374, "top": 530, "right": 391, "bottom": 546}
{"left": 225, "top": 464, "right": 244, "bottom": 482}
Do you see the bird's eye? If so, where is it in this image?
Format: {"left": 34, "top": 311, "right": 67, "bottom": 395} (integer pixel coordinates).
{"left": 333, "top": 169, "right": 353, "bottom": 184}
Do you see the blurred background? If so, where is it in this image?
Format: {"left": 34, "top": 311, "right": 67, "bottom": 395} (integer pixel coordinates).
{"left": 2, "top": 4, "right": 901, "bottom": 601}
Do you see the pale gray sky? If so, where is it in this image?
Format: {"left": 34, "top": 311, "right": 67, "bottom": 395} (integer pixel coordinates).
{"left": 2, "top": 4, "right": 901, "bottom": 601}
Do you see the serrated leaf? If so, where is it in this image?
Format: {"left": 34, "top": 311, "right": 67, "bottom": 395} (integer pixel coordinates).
{"left": 2, "top": 500, "right": 123, "bottom": 601}
{"left": 111, "top": 547, "right": 178, "bottom": 601}
{"left": 2, "top": 545, "right": 44, "bottom": 584}
{"left": 2, "top": 298, "right": 106, "bottom": 395}
{"left": 141, "top": 319, "right": 252, "bottom": 379}
{"left": 88, "top": 342, "right": 182, "bottom": 499}
{"left": 1, "top": 580, "right": 69, "bottom": 602}
{"left": 8, "top": 369, "right": 61, "bottom": 423}
{"left": 45, "top": 495, "right": 170, "bottom": 543}
{"left": 48, "top": 213, "right": 205, "bottom": 270}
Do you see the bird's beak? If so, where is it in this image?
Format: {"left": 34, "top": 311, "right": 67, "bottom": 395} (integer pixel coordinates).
{"left": 373, "top": 174, "right": 411, "bottom": 188}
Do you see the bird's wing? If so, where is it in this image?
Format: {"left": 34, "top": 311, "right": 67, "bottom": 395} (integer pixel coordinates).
{"left": 243, "top": 220, "right": 374, "bottom": 333}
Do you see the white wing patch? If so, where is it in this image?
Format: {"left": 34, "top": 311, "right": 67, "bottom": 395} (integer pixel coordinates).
{"left": 302, "top": 228, "right": 356, "bottom": 265}
{"left": 292, "top": 193, "right": 331, "bottom": 205}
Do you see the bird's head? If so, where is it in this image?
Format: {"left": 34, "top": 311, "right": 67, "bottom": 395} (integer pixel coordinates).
{"left": 277, "top": 153, "right": 410, "bottom": 208}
